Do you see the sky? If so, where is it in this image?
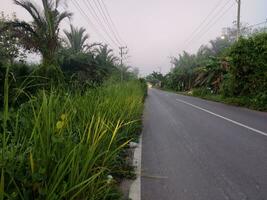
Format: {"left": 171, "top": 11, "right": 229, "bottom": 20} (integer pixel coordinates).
{"left": 1, "top": 0, "right": 267, "bottom": 75}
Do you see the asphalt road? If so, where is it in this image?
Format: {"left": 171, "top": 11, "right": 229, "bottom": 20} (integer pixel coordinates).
{"left": 141, "top": 88, "right": 267, "bottom": 200}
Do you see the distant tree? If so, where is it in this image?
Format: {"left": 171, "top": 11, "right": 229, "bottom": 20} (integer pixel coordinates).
{"left": 131, "top": 67, "right": 139, "bottom": 78}
{"left": 146, "top": 71, "right": 164, "bottom": 86}
{"left": 208, "top": 37, "right": 232, "bottom": 55}
{"left": 252, "top": 26, "right": 267, "bottom": 35}
{"left": 164, "top": 21, "right": 266, "bottom": 98}
{"left": 170, "top": 51, "right": 197, "bottom": 90}
{"left": 222, "top": 21, "right": 252, "bottom": 42}
{"left": 118, "top": 65, "right": 133, "bottom": 81}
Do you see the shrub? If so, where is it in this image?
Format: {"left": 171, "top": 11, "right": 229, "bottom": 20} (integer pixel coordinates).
{"left": 192, "top": 87, "right": 213, "bottom": 97}
{"left": 223, "top": 32, "right": 267, "bottom": 97}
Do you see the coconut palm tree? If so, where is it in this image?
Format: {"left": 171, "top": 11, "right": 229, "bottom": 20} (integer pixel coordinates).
{"left": 3, "top": 0, "right": 72, "bottom": 66}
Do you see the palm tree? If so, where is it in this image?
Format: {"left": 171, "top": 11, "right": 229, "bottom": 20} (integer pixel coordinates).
{"left": 3, "top": 0, "right": 72, "bottom": 66}
{"left": 92, "top": 44, "right": 118, "bottom": 79}
{"left": 95, "top": 44, "right": 118, "bottom": 65}
{"left": 64, "top": 25, "right": 90, "bottom": 53}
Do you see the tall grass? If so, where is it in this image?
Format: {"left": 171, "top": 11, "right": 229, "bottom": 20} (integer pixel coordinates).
{"left": 0, "top": 76, "right": 145, "bottom": 199}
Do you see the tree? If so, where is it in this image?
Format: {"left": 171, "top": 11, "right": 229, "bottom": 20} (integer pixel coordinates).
{"left": 146, "top": 71, "right": 164, "bottom": 87}
{"left": 64, "top": 25, "right": 89, "bottom": 53}
{"left": 94, "top": 44, "right": 118, "bottom": 75}
{"left": 208, "top": 37, "right": 232, "bottom": 55}
{"left": 2, "top": 0, "right": 72, "bottom": 66}
{"left": 0, "top": 12, "right": 25, "bottom": 64}
{"left": 131, "top": 67, "right": 139, "bottom": 78}
{"left": 223, "top": 32, "right": 267, "bottom": 97}
{"left": 170, "top": 51, "right": 197, "bottom": 90}
{"left": 193, "top": 57, "right": 228, "bottom": 92}
{"left": 222, "top": 21, "right": 252, "bottom": 42}
{"left": 95, "top": 44, "right": 118, "bottom": 64}
{"left": 117, "top": 65, "right": 132, "bottom": 81}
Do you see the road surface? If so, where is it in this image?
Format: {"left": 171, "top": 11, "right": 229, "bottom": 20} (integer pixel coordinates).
{"left": 141, "top": 88, "right": 267, "bottom": 200}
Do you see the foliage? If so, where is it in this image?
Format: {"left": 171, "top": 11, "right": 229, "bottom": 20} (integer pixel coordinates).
{"left": 58, "top": 49, "right": 105, "bottom": 86}
{"left": 145, "top": 71, "right": 164, "bottom": 87}
{"left": 2, "top": 0, "right": 72, "bottom": 66}
{"left": 222, "top": 21, "right": 252, "bottom": 43}
{"left": 162, "top": 35, "right": 232, "bottom": 92}
{"left": 0, "top": 12, "right": 25, "bottom": 64}
{"left": 94, "top": 44, "right": 118, "bottom": 67}
{"left": 63, "top": 25, "right": 100, "bottom": 54}
{"left": 192, "top": 87, "right": 213, "bottom": 97}
{"left": 153, "top": 23, "right": 267, "bottom": 110}
{"left": 58, "top": 44, "right": 120, "bottom": 86}
{"left": 222, "top": 33, "right": 267, "bottom": 96}
{"left": 138, "top": 78, "right": 148, "bottom": 100}
{"left": 0, "top": 79, "right": 145, "bottom": 199}
{"left": 0, "top": 0, "right": 145, "bottom": 198}
{"left": 221, "top": 32, "right": 267, "bottom": 110}
{"left": 64, "top": 25, "right": 89, "bottom": 53}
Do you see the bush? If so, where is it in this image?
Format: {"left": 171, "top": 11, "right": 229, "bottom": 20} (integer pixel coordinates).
{"left": 222, "top": 32, "right": 267, "bottom": 98}
{"left": 192, "top": 87, "right": 213, "bottom": 97}
{"left": 250, "top": 92, "right": 267, "bottom": 110}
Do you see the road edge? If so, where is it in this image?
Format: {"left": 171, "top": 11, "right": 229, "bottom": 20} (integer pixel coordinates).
{"left": 129, "top": 136, "right": 142, "bottom": 200}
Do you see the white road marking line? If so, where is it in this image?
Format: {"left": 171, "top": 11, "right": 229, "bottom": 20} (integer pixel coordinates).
{"left": 176, "top": 98, "right": 267, "bottom": 137}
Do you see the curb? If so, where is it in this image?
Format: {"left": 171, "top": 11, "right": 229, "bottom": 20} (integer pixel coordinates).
{"left": 129, "top": 136, "right": 142, "bottom": 200}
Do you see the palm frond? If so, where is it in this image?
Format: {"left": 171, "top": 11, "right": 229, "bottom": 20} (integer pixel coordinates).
{"left": 12, "top": 0, "right": 72, "bottom": 65}
{"left": 13, "top": 0, "right": 43, "bottom": 26}
{"left": 64, "top": 25, "right": 90, "bottom": 53}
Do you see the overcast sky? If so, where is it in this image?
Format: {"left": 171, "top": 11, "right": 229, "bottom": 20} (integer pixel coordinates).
{"left": 2, "top": 0, "right": 267, "bottom": 75}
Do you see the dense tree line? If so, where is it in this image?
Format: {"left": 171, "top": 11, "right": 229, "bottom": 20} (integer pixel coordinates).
{"left": 147, "top": 23, "right": 267, "bottom": 110}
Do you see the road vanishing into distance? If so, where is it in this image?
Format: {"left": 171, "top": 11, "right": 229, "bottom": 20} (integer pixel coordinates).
{"left": 141, "top": 88, "right": 267, "bottom": 200}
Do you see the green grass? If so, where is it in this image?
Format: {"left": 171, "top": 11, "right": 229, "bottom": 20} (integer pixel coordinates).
{"left": 0, "top": 78, "right": 146, "bottom": 199}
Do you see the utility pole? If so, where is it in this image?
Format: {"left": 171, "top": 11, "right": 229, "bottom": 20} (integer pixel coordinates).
{"left": 236, "top": 0, "right": 241, "bottom": 40}
{"left": 119, "top": 46, "right": 127, "bottom": 81}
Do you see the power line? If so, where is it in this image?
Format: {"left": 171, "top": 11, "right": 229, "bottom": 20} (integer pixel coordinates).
{"left": 182, "top": 0, "right": 224, "bottom": 46}
{"left": 184, "top": 0, "right": 232, "bottom": 48}
{"left": 91, "top": 0, "right": 121, "bottom": 46}
{"left": 82, "top": 0, "right": 120, "bottom": 47}
{"left": 100, "top": 0, "right": 126, "bottom": 45}
{"left": 71, "top": 0, "right": 114, "bottom": 49}
{"left": 247, "top": 19, "right": 267, "bottom": 28}
{"left": 191, "top": 2, "right": 235, "bottom": 44}
{"left": 92, "top": 0, "right": 123, "bottom": 46}
{"left": 184, "top": 0, "right": 234, "bottom": 49}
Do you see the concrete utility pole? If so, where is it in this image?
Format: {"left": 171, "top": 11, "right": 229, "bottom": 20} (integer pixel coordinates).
{"left": 236, "top": 0, "right": 241, "bottom": 40}
{"left": 119, "top": 46, "right": 127, "bottom": 81}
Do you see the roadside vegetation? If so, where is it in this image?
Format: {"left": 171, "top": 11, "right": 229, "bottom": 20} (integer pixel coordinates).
{"left": 146, "top": 23, "right": 267, "bottom": 111}
{"left": 0, "top": 0, "right": 146, "bottom": 199}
